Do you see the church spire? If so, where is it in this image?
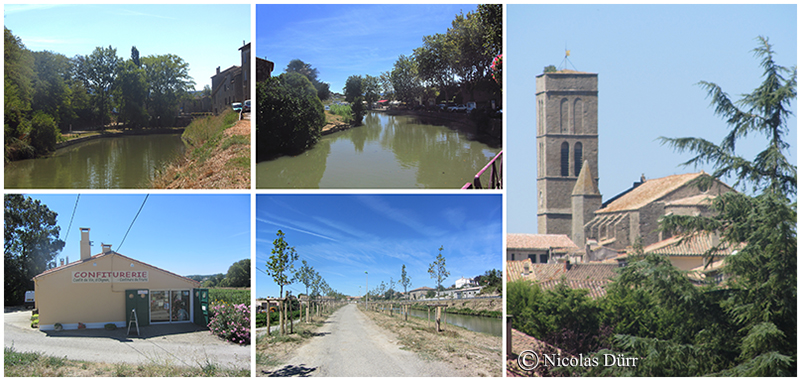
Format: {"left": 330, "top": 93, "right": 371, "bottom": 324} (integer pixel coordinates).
{"left": 572, "top": 160, "right": 599, "bottom": 196}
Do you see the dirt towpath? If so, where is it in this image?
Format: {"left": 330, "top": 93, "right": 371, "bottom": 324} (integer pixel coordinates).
{"left": 262, "top": 304, "right": 460, "bottom": 377}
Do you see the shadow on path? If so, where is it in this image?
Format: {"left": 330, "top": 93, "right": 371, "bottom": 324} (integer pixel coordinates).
{"left": 262, "top": 364, "right": 317, "bottom": 377}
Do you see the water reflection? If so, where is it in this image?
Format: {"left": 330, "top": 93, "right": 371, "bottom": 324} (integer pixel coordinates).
{"left": 4, "top": 134, "right": 186, "bottom": 189}
{"left": 256, "top": 112, "right": 500, "bottom": 188}
{"left": 388, "top": 306, "right": 502, "bottom": 337}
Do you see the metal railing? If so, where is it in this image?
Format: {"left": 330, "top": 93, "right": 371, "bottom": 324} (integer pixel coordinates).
{"left": 462, "top": 150, "right": 503, "bottom": 189}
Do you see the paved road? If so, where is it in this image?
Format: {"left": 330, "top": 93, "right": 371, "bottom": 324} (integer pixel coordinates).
{"left": 4, "top": 310, "right": 249, "bottom": 370}
{"left": 262, "top": 304, "right": 457, "bottom": 377}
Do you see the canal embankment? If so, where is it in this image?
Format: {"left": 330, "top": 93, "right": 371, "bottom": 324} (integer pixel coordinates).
{"left": 150, "top": 110, "right": 250, "bottom": 189}
{"left": 362, "top": 304, "right": 502, "bottom": 377}
{"left": 56, "top": 128, "right": 184, "bottom": 150}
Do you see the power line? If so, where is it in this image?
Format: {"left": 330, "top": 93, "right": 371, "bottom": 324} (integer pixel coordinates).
{"left": 117, "top": 194, "right": 149, "bottom": 252}
{"left": 62, "top": 194, "right": 80, "bottom": 243}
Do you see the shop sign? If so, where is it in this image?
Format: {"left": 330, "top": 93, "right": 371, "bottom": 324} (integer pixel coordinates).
{"left": 72, "top": 271, "right": 149, "bottom": 283}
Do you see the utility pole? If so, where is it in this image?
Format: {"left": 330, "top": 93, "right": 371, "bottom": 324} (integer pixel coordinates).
{"left": 365, "top": 271, "right": 369, "bottom": 311}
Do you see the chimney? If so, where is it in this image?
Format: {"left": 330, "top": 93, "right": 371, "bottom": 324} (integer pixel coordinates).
{"left": 66, "top": 256, "right": 69, "bottom": 265}
{"left": 564, "top": 259, "right": 572, "bottom": 271}
{"left": 102, "top": 244, "right": 112, "bottom": 253}
{"left": 216, "top": 66, "right": 220, "bottom": 75}
{"left": 60, "top": 258, "right": 65, "bottom": 267}
{"left": 80, "top": 228, "right": 91, "bottom": 260}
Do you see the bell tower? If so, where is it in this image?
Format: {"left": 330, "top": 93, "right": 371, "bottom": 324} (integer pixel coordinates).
{"left": 535, "top": 70, "right": 599, "bottom": 242}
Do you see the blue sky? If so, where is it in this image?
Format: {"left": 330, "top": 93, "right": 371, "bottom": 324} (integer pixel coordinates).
{"left": 255, "top": 194, "right": 502, "bottom": 298}
{"left": 21, "top": 194, "right": 251, "bottom": 277}
{"left": 3, "top": 4, "right": 250, "bottom": 92}
{"left": 256, "top": 4, "right": 477, "bottom": 95}
{"left": 507, "top": 4, "right": 797, "bottom": 233}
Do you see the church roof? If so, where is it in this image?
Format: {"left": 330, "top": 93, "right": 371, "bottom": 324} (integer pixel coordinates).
{"left": 507, "top": 234, "right": 579, "bottom": 251}
{"left": 572, "top": 160, "right": 600, "bottom": 196}
{"left": 596, "top": 172, "right": 706, "bottom": 214}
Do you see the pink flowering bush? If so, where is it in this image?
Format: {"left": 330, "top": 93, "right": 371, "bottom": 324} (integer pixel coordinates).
{"left": 208, "top": 303, "right": 250, "bottom": 345}
{"left": 491, "top": 54, "right": 503, "bottom": 86}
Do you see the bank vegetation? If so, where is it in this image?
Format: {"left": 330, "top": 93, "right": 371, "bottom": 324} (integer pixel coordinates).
{"left": 150, "top": 110, "right": 249, "bottom": 189}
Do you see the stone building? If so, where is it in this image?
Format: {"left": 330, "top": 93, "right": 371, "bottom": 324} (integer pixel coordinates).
{"left": 239, "top": 42, "right": 251, "bottom": 101}
{"left": 585, "top": 172, "right": 733, "bottom": 251}
{"left": 211, "top": 65, "right": 242, "bottom": 114}
{"left": 256, "top": 57, "right": 274, "bottom": 82}
{"left": 536, "top": 70, "right": 599, "bottom": 240}
{"left": 506, "top": 233, "right": 579, "bottom": 263}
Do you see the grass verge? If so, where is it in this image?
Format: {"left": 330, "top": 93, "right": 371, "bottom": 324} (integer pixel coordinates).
{"left": 362, "top": 307, "right": 502, "bottom": 377}
{"left": 3, "top": 346, "right": 248, "bottom": 377}
{"left": 150, "top": 110, "right": 249, "bottom": 189}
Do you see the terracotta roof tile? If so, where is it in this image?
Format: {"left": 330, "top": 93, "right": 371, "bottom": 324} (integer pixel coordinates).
{"left": 644, "top": 231, "right": 743, "bottom": 257}
{"left": 597, "top": 172, "right": 705, "bottom": 214}
{"left": 507, "top": 234, "right": 579, "bottom": 251}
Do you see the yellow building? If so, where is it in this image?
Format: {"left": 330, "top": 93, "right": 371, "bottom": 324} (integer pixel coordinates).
{"left": 33, "top": 228, "right": 206, "bottom": 331}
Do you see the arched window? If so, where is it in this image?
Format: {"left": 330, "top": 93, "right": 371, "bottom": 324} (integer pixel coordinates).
{"left": 561, "top": 142, "right": 569, "bottom": 176}
{"left": 574, "top": 98, "right": 584, "bottom": 134}
{"left": 560, "top": 98, "right": 569, "bottom": 133}
{"left": 574, "top": 142, "right": 583, "bottom": 176}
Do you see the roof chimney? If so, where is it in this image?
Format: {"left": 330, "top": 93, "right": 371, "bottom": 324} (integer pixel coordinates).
{"left": 60, "top": 258, "right": 65, "bottom": 267}
{"left": 216, "top": 66, "right": 220, "bottom": 75}
{"left": 80, "top": 228, "right": 91, "bottom": 261}
{"left": 102, "top": 244, "right": 112, "bottom": 253}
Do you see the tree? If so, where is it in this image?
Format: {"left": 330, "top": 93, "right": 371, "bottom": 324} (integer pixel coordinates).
{"left": 476, "top": 4, "right": 502, "bottom": 59}
{"left": 543, "top": 65, "right": 557, "bottom": 73}
{"left": 343, "top": 75, "right": 363, "bottom": 103}
{"left": 265, "top": 230, "right": 298, "bottom": 299}
{"left": 427, "top": 246, "right": 450, "bottom": 298}
{"left": 116, "top": 59, "right": 149, "bottom": 129}
{"left": 31, "top": 50, "right": 74, "bottom": 128}
{"left": 256, "top": 72, "right": 325, "bottom": 159}
{"left": 141, "top": 54, "right": 194, "bottom": 128}
{"left": 293, "top": 260, "right": 316, "bottom": 298}
{"left": 415, "top": 33, "right": 455, "bottom": 102}
{"left": 390, "top": 55, "right": 422, "bottom": 105}
{"left": 28, "top": 111, "right": 61, "bottom": 155}
{"left": 4, "top": 27, "right": 34, "bottom": 139}
{"left": 266, "top": 230, "right": 298, "bottom": 335}
{"left": 4, "top": 194, "right": 65, "bottom": 305}
{"left": 77, "top": 46, "right": 121, "bottom": 125}
{"left": 220, "top": 258, "right": 250, "bottom": 288}
{"left": 477, "top": 268, "right": 502, "bottom": 295}
{"left": 639, "top": 36, "right": 798, "bottom": 376}
{"left": 379, "top": 71, "right": 394, "bottom": 101}
{"left": 285, "top": 59, "right": 319, "bottom": 85}
{"left": 400, "top": 264, "right": 411, "bottom": 300}
{"left": 362, "top": 75, "right": 381, "bottom": 108}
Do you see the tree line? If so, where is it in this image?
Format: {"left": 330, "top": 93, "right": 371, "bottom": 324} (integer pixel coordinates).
{"left": 509, "top": 36, "right": 796, "bottom": 377}
{"left": 344, "top": 4, "right": 501, "bottom": 109}
{"left": 4, "top": 27, "right": 195, "bottom": 161}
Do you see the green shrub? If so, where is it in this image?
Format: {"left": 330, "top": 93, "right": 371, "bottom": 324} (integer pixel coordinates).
{"left": 328, "top": 104, "right": 353, "bottom": 123}
{"left": 28, "top": 111, "right": 60, "bottom": 155}
{"left": 208, "top": 303, "right": 250, "bottom": 345}
{"left": 256, "top": 72, "right": 324, "bottom": 160}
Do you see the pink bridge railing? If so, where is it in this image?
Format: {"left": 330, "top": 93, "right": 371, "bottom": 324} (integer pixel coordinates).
{"left": 462, "top": 150, "right": 503, "bottom": 190}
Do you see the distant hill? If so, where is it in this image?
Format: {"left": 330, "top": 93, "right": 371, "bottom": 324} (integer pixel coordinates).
{"left": 185, "top": 273, "right": 222, "bottom": 282}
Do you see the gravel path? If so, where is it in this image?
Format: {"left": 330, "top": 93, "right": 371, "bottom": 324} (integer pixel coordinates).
{"left": 3, "top": 310, "right": 249, "bottom": 370}
{"left": 263, "top": 304, "right": 458, "bottom": 377}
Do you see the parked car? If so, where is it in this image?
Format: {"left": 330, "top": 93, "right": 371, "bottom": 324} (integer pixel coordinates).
{"left": 448, "top": 104, "right": 467, "bottom": 113}
{"left": 231, "top": 102, "right": 242, "bottom": 112}
{"left": 243, "top": 99, "right": 251, "bottom": 112}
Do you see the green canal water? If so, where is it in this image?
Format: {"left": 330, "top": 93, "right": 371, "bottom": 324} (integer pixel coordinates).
{"left": 4, "top": 134, "right": 186, "bottom": 189}
{"left": 256, "top": 112, "right": 500, "bottom": 189}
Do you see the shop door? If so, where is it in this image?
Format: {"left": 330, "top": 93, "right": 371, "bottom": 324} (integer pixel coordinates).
{"left": 124, "top": 289, "right": 150, "bottom": 327}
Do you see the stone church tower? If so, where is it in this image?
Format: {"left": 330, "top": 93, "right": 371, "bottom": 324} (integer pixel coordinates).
{"left": 535, "top": 70, "right": 600, "bottom": 246}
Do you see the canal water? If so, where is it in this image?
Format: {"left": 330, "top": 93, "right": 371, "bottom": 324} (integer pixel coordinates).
{"left": 4, "top": 134, "right": 186, "bottom": 189}
{"left": 384, "top": 306, "right": 502, "bottom": 337}
{"left": 256, "top": 112, "right": 501, "bottom": 188}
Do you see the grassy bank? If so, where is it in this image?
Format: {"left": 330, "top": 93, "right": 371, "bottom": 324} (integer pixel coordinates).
{"left": 4, "top": 346, "right": 248, "bottom": 377}
{"left": 150, "top": 110, "right": 249, "bottom": 189}
{"left": 363, "top": 306, "right": 502, "bottom": 377}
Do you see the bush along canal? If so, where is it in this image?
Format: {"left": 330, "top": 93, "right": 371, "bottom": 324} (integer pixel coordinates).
{"left": 256, "top": 111, "right": 501, "bottom": 188}
{"left": 4, "top": 132, "right": 186, "bottom": 189}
